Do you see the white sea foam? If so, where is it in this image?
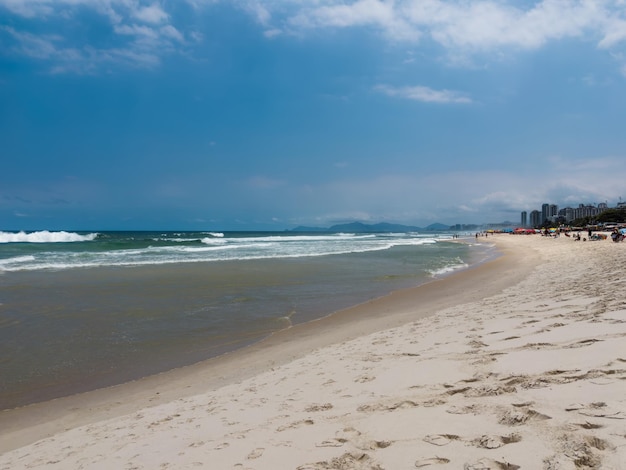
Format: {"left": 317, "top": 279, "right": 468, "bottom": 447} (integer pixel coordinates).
{"left": 0, "top": 231, "right": 98, "bottom": 243}
{"left": 429, "top": 262, "right": 469, "bottom": 277}
{"left": 0, "top": 255, "right": 36, "bottom": 270}
{"left": 200, "top": 237, "right": 228, "bottom": 245}
{"left": 235, "top": 234, "right": 362, "bottom": 242}
{"left": 0, "top": 231, "right": 466, "bottom": 271}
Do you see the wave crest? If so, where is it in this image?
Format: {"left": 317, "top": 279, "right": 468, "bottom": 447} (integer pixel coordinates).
{"left": 429, "top": 260, "right": 469, "bottom": 277}
{"left": 0, "top": 231, "right": 98, "bottom": 243}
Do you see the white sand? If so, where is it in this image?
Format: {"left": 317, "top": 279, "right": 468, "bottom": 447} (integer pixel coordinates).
{"left": 1, "top": 234, "right": 625, "bottom": 469}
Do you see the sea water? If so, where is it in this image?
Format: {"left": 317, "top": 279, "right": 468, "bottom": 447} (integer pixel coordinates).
{"left": 0, "top": 230, "right": 494, "bottom": 409}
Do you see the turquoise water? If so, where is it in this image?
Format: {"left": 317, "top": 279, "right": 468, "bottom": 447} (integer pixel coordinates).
{"left": 0, "top": 230, "right": 493, "bottom": 409}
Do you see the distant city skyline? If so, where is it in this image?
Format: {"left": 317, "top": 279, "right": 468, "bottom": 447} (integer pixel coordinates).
{"left": 520, "top": 199, "right": 625, "bottom": 227}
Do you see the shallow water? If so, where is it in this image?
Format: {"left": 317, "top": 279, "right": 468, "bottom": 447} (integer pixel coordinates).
{"left": 0, "top": 233, "right": 494, "bottom": 409}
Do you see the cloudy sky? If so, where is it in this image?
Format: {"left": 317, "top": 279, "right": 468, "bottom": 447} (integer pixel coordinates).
{"left": 1, "top": 0, "right": 625, "bottom": 230}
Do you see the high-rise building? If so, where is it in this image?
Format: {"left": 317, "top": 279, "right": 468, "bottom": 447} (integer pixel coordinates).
{"left": 521, "top": 211, "right": 527, "bottom": 227}
{"left": 530, "top": 210, "right": 541, "bottom": 228}
{"left": 541, "top": 203, "right": 550, "bottom": 224}
{"left": 523, "top": 201, "right": 614, "bottom": 226}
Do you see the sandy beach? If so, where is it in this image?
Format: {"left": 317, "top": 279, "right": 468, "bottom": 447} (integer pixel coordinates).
{"left": 1, "top": 234, "right": 625, "bottom": 469}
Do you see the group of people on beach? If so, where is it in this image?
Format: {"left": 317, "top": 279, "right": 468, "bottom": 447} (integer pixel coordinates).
{"left": 535, "top": 227, "right": 625, "bottom": 242}
{"left": 563, "top": 228, "right": 624, "bottom": 242}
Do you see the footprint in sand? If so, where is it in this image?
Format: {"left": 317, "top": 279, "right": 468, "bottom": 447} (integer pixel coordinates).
{"left": 423, "top": 434, "right": 459, "bottom": 446}
{"left": 316, "top": 439, "right": 346, "bottom": 448}
{"left": 415, "top": 457, "right": 451, "bottom": 467}
{"left": 276, "top": 419, "right": 314, "bottom": 431}
{"left": 332, "top": 427, "right": 392, "bottom": 451}
{"left": 573, "top": 421, "right": 604, "bottom": 429}
{"left": 446, "top": 404, "right": 477, "bottom": 415}
{"left": 471, "top": 433, "right": 522, "bottom": 449}
{"left": 464, "top": 458, "right": 520, "bottom": 469}
{"left": 304, "top": 403, "right": 333, "bottom": 412}
{"left": 246, "top": 447, "right": 264, "bottom": 459}
{"left": 566, "top": 402, "right": 626, "bottom": 419}
{"left": 498, "top": 408, "right": 551, "bottom": 426}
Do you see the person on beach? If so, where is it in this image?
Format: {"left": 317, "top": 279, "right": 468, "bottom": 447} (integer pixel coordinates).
{"left": 611, "top": 228, "right": 624, "bottom": 242}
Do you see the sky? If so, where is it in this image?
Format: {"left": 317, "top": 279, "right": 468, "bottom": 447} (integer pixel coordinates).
{"left": 1, "top": 0, "right": 626, "bottom": 231}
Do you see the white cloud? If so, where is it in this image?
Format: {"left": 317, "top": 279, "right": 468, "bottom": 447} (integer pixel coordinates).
{"left": 160, "top": 25, "right": 185, "bottom": 42}
{"left": 0, "top": 0, "right": 53, "bottom": 17}
{"left": 264, "top": 28, "right": 282, "bottom": 38}
{"left": 3, "top": 0, "right": 626, "bottom": 74}
{"left": 240, "top": 0, "right": 272, "bottom": 25}
{"left": 0, "top": 1, "right": 186, "bottom": 72}
{"left": 374, "top": 84, "right": 472, "bottom": 103}
{"left": 105, "top": 46, "right": 161, "bottom": 67}
{"left": 133, "top": 3, "right": 168, "bottom": 24}
{"left": 288, "top": 0, "right": 419, "bottom": 41}
{"left": 420, "top": 0, "right": 603, "bottom": 50}
{"left": 275, "top": 0, "right": 626, "bottom": 67}
{"left": 293, "top": 0, "right": 395, "bottom": 28}
{"left": 598, "top": 17, "right": 626, "bottom": 48}
{"left": 0, "top": 1, "right": 199, "bottom": 72}
{"left": 114, "top": 24, "right": 160, "bottom": 40}
{"left": 2, "top": 27, "right": 62, "bottom": 59}
{"left": 282, "top": 0, "right": 620, "bottom": 51}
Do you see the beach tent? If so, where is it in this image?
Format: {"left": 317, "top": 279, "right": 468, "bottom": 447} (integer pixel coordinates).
{"left": 513, "top": 228, "right": 536, "bottom": 234}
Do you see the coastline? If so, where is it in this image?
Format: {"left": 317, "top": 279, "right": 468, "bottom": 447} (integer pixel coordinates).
{"left": 0, "top": 238, "right": 520, "bottom": 452}
{"left": 2, "top": 234, "right": 624, "bottom": 468}
{"left": 0, "top": 237, "right": 479, "bottom": 411}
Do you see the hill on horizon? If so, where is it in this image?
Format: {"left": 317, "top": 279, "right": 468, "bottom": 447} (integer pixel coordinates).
{"left": 289, "top": 222, "right": 451, "bottom": 233}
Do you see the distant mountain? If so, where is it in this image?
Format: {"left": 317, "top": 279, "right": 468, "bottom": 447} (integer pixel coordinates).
{"left": 288, "top": 226, "right": 329, "bottom": 232}
{"left": 424, "top": 223, "right": 451, "bottom": 231}
{"left": 290, "top": 222, "right": 427, "bottom": 233}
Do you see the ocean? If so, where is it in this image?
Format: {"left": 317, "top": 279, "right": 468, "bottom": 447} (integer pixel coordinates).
{"left": 0, "top": 230, "right": 494, "bottom": 410}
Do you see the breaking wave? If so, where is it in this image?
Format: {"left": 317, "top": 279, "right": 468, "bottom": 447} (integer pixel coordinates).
{"left": 0, "top": 231, "right": 98, "bottom": 243}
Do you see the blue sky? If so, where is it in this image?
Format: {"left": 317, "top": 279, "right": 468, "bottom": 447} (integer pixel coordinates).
{"left": 1, "top": 0, "right": 626, "bottom": 230}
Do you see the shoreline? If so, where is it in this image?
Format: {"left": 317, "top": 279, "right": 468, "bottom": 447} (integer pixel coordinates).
{"left": 0, "top": 238, "right": 524, "bottom": 453}
{"left": 3, "top": 234, "right": 624, "bottom": 468}
{"left": 0, "top": 238, "right": 481, "bottom": 411}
